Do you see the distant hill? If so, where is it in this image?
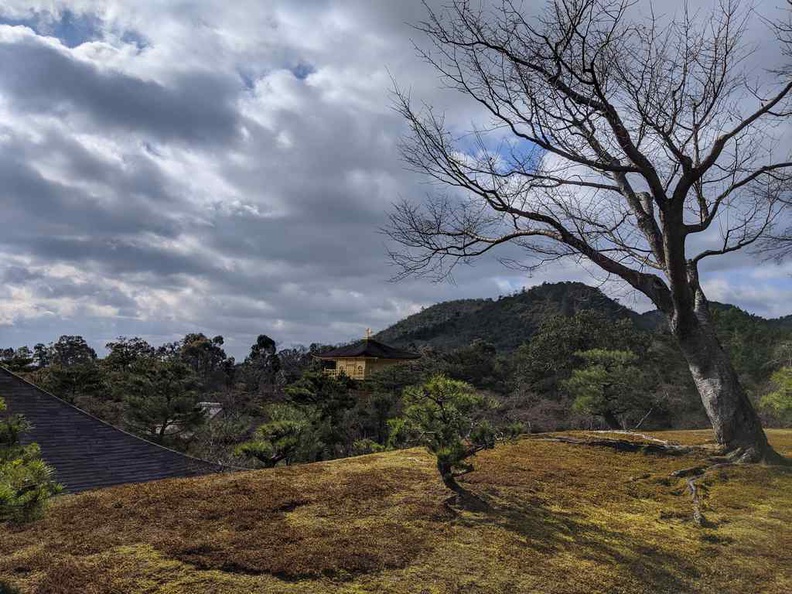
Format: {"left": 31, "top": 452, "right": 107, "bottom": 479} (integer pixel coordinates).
{"left": 375, "top": 282, "right": 647, "bottom": 352}
{"left": 375, "top": 281, "right": 789, "bottom": 353}
{"left": 770, "top": 314, "right": 792, "bottom": 330}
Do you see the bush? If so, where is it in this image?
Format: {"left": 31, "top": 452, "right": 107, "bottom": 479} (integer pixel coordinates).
{"left": 564, "top": 349, "right": 654, "bottom": 430}
{"left": 0, "top": 397, "right": 61, "bottom": 523}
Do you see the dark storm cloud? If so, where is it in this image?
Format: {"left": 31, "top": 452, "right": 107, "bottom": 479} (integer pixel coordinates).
{"left": 0, "top": 135, "right": 185, "bottom": 240}
{"left": 0, "top": 31, "right": 241, "bottom": 144}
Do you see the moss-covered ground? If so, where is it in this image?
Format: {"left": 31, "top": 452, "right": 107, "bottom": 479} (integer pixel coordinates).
{"left": 1, "top": 429, "right": 790, "bottom": 593}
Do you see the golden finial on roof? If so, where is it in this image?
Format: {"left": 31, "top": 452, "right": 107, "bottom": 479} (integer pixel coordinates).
{"left": 365, "top": 327, "right": 372, "bottom": 340}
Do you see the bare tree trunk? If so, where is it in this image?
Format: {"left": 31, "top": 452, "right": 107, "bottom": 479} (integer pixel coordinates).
{"left": 670, "top": 300, "right": 781, "bottom": 463}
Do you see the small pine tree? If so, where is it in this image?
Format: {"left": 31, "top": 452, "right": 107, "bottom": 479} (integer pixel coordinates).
{"left": 236, "top": 404, "right": 316, "bottom": 467}
{"left": 390, "top": 374, "right": 519, "bottom": 500}
{"left": 121, "top": 359, "right": 206, "bottom": 444}
{"left": 0, "top": 397, "right": 61, "bottom": 524}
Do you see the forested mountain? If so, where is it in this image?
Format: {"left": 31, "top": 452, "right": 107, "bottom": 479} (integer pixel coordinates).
{"left": 375, "top": 282, "right": 658, "bottom": 350}
{"left": 376, "top": 282, "right": 790, "bottom": 354}
{"left": 770, "top": 314, "right": 792, "bottom": 330}
{"left": 375, "top": 282, "right": 647, "bottom": 351}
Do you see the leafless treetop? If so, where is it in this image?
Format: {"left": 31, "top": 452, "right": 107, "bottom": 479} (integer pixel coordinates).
{"left": 389, "top": 0, "right": 792, "bottom": 311}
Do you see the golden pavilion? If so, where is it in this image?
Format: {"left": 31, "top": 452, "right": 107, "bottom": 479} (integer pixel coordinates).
{"left": 314, "top": 329, "right": 420, "bottom": 380}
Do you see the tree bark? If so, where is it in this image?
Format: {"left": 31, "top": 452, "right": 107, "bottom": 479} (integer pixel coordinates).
{"left": 670, "top": 298, "right": 782, "bottom": 463}
{"left": 602, "top": 410, "right": 622, "bottom": 431}
{"left": 437, "top": 459, "right": 465, "bottom": 496}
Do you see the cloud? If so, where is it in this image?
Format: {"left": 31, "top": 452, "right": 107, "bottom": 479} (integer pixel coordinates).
{"left": 0, "top": 25, "right": 242, "bottom": 144}
{"left": 0, "top": 0, "right": 789, "bottom": 358}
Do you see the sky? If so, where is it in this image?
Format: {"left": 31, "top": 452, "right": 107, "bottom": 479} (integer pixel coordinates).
{"left": 0, "top": 0, "right": 790, "bottom": 360}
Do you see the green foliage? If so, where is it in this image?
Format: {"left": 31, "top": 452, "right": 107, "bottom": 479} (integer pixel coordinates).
{"left": 241, "top": 334, "right": 282, "bottom": 394}
{"left": 49, "top": 335, "right": 97, "bottom": 367}
{"left": 514, "top": 311, "right": 648, "bottom": 395}
{"left": 761, "top": 367, "right": 792, "bottom": 425}
{"left": 237, "top": 369, "right": 378, "bottom": 466}
{"left": 350, "top": 438, "right": 386, "bottom": 456}
{"left": 285, "top": 371, "right": 357, "bottom": 458}
{"left": 20, "top": 336, "right": 105, "bottom": 417}
{"left": 275, "top": 346, "right": 317, "bottom": 385}
{"left": 179, "top": 334, "right": 233, "bottom": 387}
{"left": 0, "top": 347, "right": 33, "bottom": 373}
{"left": 33, "top": 363, "right": 105, "bottom": 405}
{"left": 0, "top": 407, "right": 29, "bottom": 461}
{"left": 391, "top": 375, "right": 506, "bottom": 493}
{"left": 439, "top": 340, "right": 508, "bottom": 392}
{"left": 104, "top": 337, "right": 155, "bottom": 372}
{"left": 375, "top": 282, "right": 638, "bottom": 352}
{"left": 0, "top": 397, "right": 61, "bottom": 524}
{"left": 2, "top": 283, "right": 789, "bottom": 473}
{"left": 188, "top": 412, "right": 254, "bottom": 466}
{"left": 711, "top": 305, "right": 789, "bottom": 390}
{"left": 564, "top": 349, "right": 653, "bottom": 429}
{"left": 121, "top": 359, "right": 206, "bottom": 443}
{"left": 236, "top": 404, "right": 316, "bottom": 467}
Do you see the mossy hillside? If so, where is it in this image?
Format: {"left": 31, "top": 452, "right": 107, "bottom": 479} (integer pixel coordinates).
{"left": 0, "top": 430, "right": 790, "bottom": 594}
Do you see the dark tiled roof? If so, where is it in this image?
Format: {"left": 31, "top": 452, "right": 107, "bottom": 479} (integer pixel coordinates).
{"left": 313, "top": 338, "right": 420, "bottom": 360}
{"left": 0, "top": 366, "right": 225, "bottom": 493}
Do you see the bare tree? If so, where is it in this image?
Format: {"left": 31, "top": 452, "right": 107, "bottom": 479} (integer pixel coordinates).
{"left": 388, "top": 0, "right": 792, "bottom": 462}
{"left": 759, "top": 0, "right": 792, "bottom": 259}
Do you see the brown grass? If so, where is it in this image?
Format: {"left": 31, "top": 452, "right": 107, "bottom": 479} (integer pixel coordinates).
{"left": 1, "top": 430, "right": 790, "bottom": 593}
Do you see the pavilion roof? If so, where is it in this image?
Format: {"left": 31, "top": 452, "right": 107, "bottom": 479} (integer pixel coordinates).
{"left": 313, "top": 338, "right": 420, "bottom": 360}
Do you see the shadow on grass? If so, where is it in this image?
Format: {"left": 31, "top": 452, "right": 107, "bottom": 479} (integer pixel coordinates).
{"left": 452, "top": 489, "right": 700, "bottom": 593}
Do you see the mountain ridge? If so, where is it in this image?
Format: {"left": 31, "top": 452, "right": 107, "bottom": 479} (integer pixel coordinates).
{"left": 374, "top": 281, "right": 787, "bottom": 352}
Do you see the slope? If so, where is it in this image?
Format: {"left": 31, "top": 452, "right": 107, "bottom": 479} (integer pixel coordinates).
{"left": 1, "top": 430, "right": 789, "bottom": 594}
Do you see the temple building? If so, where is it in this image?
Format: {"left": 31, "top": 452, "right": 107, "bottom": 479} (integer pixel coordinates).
{"left": 314, "top": 330, "right": 420, "bottom": 380}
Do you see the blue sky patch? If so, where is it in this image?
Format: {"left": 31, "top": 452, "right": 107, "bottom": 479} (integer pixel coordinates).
{"left": 290, "top": 62, "right": 315, "bottom": 80}
{"left": 0, "top": 9, "right": 103, "bottom": 48}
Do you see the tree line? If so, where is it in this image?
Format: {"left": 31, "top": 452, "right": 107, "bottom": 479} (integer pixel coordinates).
{"left": 1, "top": 308, "right": 789, "bottom": 473}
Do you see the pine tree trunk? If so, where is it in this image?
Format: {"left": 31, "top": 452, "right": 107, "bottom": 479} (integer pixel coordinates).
{"left": 437, "top": 459, "right": 465, "bottom": 495}
{"left": 671, "top": 301, "right": 782, "bottom": 463}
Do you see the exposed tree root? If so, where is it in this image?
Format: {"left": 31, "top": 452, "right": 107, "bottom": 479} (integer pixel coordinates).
{"left": 685, "top": 475, "right": 707, "bottom": 527}
{"left": 670, "top": 462, "right": 734, "bottom": 527}
{"left": 529, "top": 435, "right": 694, "bottom": 456}
{"left": 586, "top": 430, "right": 683, "bottom": 447}
{"left": 721, "top": 445, "right": 790, "bottom": 466}
{"left": 668, "top": 450, "right": 790, "bottom": 527}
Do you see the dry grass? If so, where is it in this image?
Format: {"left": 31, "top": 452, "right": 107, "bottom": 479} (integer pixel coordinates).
{"left": 1, "top": 429, "right": 790, "bottom": 593}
